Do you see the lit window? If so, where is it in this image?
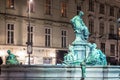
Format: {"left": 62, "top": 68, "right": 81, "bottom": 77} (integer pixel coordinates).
{"left": 110, "top": 44, "right": 115, "bottom": 56}
{"left": 27, "top": 0, "right": 35, "bottom": 13}
{"left": 7, "top": 24, "right": 14, "bottom": 44}
{"left": 61, "top": 30, "right": 67, "bottom": 48}
{"left": 119, "top": 27, "right": 120, "bottom": 37}
{"left": 109, "top": 6, "right": 114, "bottom": 16}
{"left": 99, "top": 22, "right": 104, "bottom": 35}
{"left": 27, "top": 26, "right": 33, "bottom": 43}
{"left": 99, "top": 3, "right": 104, "bottom": 14}
{"left": 89, "top": 19, "right": 94, "bottom": 34}
{"left": 45, "top": 0, "right": 52, "bottom": 15}
{"left": 61, "top": 1, "right": 67, "bottom": 17}
{"left": 45, "top": 28, "right": 51, "bottom": 47}
{"left": 7, "top": 0, "right": 14, "bottom": 9}
{"left": 89, "top": 0, "right": 94, "bottom": 12}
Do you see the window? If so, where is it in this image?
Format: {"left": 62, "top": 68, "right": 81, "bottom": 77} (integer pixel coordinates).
{"left": 45, "top": 0, "right": 52, "bottom": 15}
{"left": 89, "top": 0, "right": 94, "bottom": 12}
{"left": 119, "top": 46, "right": 120, "bottom": 55}
{"left": 77, "top": 5, "right": 81, "bottom": 15}
{"left": 7, "top": 0, "right": 14, "bottom": 9}
{"left": 109, "top": 6, "right": 114, "bottom": 16}
{"left": 119, "top": 27, "right": 120, "bottom": 37}
{"left": 109, "top": 24, "right": 114, "bottom": 35}
{"left": 25, "top": 56, "right": 34, "bottom": 64}
{"left": 99, "top": 3, "right": 104, "bottom": 14}
{"left": 61, "top": 30, "right": 67, "bottom": 48}
{"left": 89, "top": 19, "right": 94, "bottom": 34}
{"left": 27, "top": 0, "right": 34, "bottom": 13}
{"left": 117, "top": 9, "right": 120, "bottom": 18}
{"left": 27, "top": 26, "right": 33, "bottom": 43}
{"left": 61, "top": 1, "right": 67, "bottom": 17}
{"left": 110, "top": 44, "right": 115, "bottom": 56}
{"left": 45, "top": 28, "right": 51, "bottom": 47}
{"left": 99, "top": 22, "right": 104, "bottom": 35}
{"left": 7, "top": 24, "right": 14, "bottom": 44}
{"left": 43, "top": 57, "right": 52, "bottom": 64}
{"left": 101, "top": 43, "right": 105, "bottom": 53}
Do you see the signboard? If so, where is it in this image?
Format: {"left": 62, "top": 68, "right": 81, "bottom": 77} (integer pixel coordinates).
{"left": 27, "top": 44, "right": 32, "bottom": 54}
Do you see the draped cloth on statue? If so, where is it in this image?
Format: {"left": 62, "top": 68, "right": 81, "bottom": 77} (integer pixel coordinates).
{"left": 70, "top": 11, "right": 89, "bottom": 44}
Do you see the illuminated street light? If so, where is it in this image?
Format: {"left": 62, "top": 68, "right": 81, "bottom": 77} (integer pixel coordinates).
{"left": 29, "top": 0, "right": 33, "bottom": 3}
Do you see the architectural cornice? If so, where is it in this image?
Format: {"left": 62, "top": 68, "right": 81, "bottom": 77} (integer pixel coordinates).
{"left": 5, "top": 15, "right": 17, "bottom": 21}
{"left": 0, "top": 12, "right": 71, "bottom": 24}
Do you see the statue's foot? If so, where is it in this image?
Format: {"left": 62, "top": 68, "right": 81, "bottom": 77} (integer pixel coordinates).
{"left": 81, "top": 77, "right": 84, "bottom": 80}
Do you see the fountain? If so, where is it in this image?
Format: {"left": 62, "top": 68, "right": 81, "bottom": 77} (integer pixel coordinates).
{"left": 0, "top": 11, "right": 119, "bottom": 80}
{"left": 63, "top": 11, "right": 107, "bottom": 79}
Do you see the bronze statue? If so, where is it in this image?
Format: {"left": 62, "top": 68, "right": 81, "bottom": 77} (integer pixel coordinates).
{"left": 6, "top": 50, "right": 19, "bottom": 65}
{"left": 63, "top": 11, "right": 107, "bottom": 79}
{"left": 71, "top": 11, "right": 89, "bottom": 43}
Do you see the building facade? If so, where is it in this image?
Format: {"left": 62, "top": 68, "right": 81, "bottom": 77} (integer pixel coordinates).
{"left": 0, "top": 0, "right": 120, "bottom": 65}
{"left": 81, "top": 0, "right": 120, "bottom": 65}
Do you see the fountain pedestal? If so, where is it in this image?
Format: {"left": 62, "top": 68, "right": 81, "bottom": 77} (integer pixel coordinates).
{"left": 72, "top": 43, "right": 88, "bottom": 64}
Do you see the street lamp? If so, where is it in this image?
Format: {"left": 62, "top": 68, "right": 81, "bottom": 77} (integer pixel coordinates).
{"left": 26, "top": 0, "right": 33, "bottom": 65}
{"left": 116, "top": 18, "right": 120, "bottom": 65}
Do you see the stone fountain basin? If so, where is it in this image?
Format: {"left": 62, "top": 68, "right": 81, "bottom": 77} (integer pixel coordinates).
{"left": 0, "top": 65, "right": 119, "bottom": 80}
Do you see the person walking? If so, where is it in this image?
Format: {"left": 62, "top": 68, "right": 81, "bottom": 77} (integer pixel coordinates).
{"left": 0, "top": 57, "right": 3, "bottom": 75}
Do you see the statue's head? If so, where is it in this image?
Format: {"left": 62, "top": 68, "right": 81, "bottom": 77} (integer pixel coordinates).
{"left": 78, "top": 11, "right": 84, "bottom": 17}
{"left": 7, "top": 50, "right": 11, "bottom": 54}
{"left": 92, "top": 43, "right": 97, "bottom": 48}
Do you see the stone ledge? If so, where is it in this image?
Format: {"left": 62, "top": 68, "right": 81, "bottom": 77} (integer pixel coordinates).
{"left": 0, "top": 65, "right": 119, "bottom": 80}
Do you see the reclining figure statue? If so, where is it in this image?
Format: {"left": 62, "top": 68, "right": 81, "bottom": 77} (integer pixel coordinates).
{"left": 6, "top": 50, "right": 19, "bottom": 65}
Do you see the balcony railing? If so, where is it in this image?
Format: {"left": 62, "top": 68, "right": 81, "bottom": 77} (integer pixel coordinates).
{"left": 108, "top": 34, "right": 120, "bottom": 40}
